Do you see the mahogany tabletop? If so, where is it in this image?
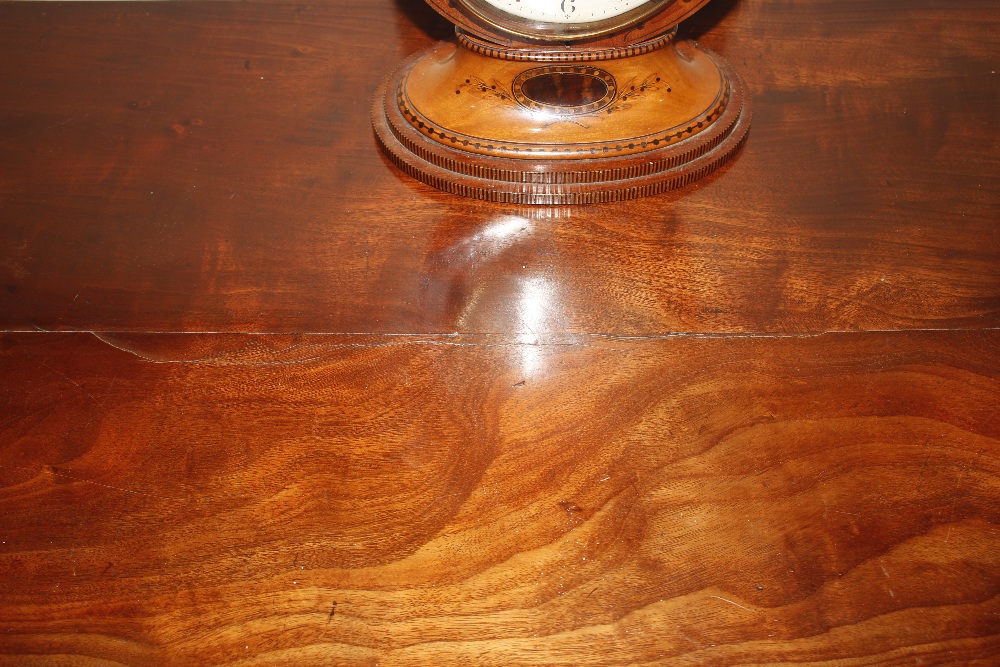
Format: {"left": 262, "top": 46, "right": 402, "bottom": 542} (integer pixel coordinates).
{"left": 0, "top": 1, "right": 998, "bottom": 665}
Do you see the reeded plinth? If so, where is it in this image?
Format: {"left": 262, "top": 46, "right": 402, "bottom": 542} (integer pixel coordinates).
{"left": 373, "top": 30, "right": 750, "bottom": 204}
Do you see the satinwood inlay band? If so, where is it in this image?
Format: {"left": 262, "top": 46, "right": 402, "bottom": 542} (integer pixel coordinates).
{"left": 395, "top": 65, "right": 729, "bottom": 160}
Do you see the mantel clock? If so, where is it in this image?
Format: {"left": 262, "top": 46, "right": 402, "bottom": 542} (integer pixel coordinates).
{"left": 372, "top": 0, "right": 750, "bottom": 203}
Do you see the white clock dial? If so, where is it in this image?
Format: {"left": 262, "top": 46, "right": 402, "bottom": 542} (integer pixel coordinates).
{"left": 478, "top": 0, "right": 656, "bottom": 25}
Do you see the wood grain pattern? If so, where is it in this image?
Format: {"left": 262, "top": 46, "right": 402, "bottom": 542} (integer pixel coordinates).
{"left": 0, "top": 0, "right": 997, "bottom": 333}
{"left": 1, "top": 330, "right": 998, "bottom": 665}
{"left": 0, "top": 0, "right": 998, "bottom": 665}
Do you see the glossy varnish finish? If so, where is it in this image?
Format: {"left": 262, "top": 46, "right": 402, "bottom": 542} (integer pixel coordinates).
{"left": 0, "top": 0, "right": 996, "bottom": 334}
{"left": 2, "top": 330, "right": 999, "bottom": 665}
{"left": 0, "top": 0, "right": 999, "bottom": 665}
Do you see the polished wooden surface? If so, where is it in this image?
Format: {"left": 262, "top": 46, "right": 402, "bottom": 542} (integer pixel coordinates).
{"left": 1, "top": 0, "right": 999, "bottom": 665}
{"left": 0, "top": 0, "right": 997, "bottom": 334}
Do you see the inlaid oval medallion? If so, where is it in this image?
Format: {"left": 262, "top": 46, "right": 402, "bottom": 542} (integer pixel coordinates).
{"left": 512, "top": 66, "right": 617, "bottom": 115}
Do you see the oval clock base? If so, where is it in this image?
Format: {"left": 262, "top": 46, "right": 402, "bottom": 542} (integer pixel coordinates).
{"left": 372, "top": 36, "right": 750, "bottom": 204}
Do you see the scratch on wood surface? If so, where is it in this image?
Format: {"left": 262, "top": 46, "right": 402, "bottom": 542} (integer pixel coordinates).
{"left": 89, "top": 332, "right": 324, "bottom": 365}
{"left": 0, "top": 462, "right": 157, "bottom": 498}
{"left": 44, "top": 465, "right": 157, "bottom": 497}
{"left": 710, "top": 595, "right": 759, "bottom": 614}
{"left": 39, "top": 360, "right": 102, "bottom": 403}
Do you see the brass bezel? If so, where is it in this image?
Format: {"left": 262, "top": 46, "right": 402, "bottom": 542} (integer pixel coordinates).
{"left": 457, "top": 0, "right": 673, "bottom": 41}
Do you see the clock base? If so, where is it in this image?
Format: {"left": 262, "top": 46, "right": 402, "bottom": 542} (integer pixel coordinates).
{"left": 373, "top": 33, "right": 749, "bottom": 204}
